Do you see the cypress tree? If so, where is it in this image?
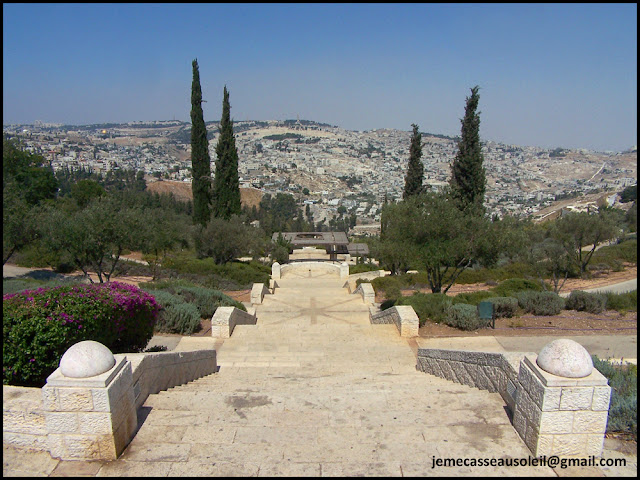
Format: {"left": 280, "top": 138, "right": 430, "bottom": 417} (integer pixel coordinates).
{"left": 212, "top": 86, "right": 242, "bottom": 220}
{"left": 190, "top": 59, "right": 211, "bottom": 226}
{"left": 403, "top": 123, "right": 424, "bottom": 199}
{"left": 449, "top": 85, "right": 486, "bottom": 213}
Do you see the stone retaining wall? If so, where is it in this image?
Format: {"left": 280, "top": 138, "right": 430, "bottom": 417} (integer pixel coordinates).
{"left": 370, "top": 305, "right": 419, "bottom": 337}
{"left": 416, "top": 347, "right": 612, "bottom": 457}
{"left": 2, "top": 349, "right": 218, "bottom": 458}
{"left": 274, "top": 261, "right": 349, "bottom": 279}
{"left": 416, "top": 348, "right": 528, "bottom": 413}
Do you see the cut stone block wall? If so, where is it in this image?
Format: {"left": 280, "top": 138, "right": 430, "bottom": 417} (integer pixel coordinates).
{"left": 417, "top": 348, "right": 612, "bottom": 458}
{"left": 211, "top": 306, "right": 257, "bottom": 338}
{"left": 3, "top": 349, "right": 218, "bottom": 460}
{"left": 3, "top": 385, "right": 48, "bottom": 451}
{"left": 42, "top": 355, "right": 137, "bottom": 461}
{"left": 370, "top": 305, "right": 419, "bottom": 337}
{"left": 513, "top": 355, "right": 611, "bottom": 457}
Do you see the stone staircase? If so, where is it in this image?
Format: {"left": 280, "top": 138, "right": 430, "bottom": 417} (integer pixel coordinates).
{"left": 105, "top": 271, "right": 554, "bottom": 476}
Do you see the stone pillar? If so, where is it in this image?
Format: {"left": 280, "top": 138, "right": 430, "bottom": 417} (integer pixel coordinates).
{"left": 513, "top": 339, "right": 611, "bottom": 458}
{"left": 42, "top": 341, "right": 137, "bottom": 461}
{"left": 272, "top": 262, "right": 281, "bottom": 279}
{"left": 340, "top": 262, "right": 349, "bottom": 279}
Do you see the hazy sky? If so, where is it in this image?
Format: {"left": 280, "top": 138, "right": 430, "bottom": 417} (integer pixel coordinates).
{"left": 3, "top": 3, "right": 637, "bottom": 152}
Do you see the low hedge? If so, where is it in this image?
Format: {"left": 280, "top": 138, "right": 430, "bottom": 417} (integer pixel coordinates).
{"left": 592, "top": 355, "right": 637, "bottom": 440}
{"left": 142, "top": 281, "right": 246, "bottom": 335}
{"left": 443, "top": 303, "right": 486, "bottom": 331}
{"left": 491, "top": 278, "right": 544, "bottom": 298}
{"left": 155, "top": 302, "right": 201, "bottom": 335}
{"left": 484, "top": 296, "right": 519, "bottom": 318}
{"left": 565, "top": 290, "right": 607, "bottom": 314}
{"left": 605, "top": 290, "right": 637, "bottom": 313}
{"left": 451, "top": 290, "right": 495, "bottom": 306}
{"left": 516, "top": 290, "right": 565, "bottom": 316}
{"left": 395, "top": 293, "right": 452, "bottom": 327}
{"left": 3, "top": 282, "right": 160, "bottom": 387}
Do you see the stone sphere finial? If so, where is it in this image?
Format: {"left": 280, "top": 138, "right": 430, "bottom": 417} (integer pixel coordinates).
{"left": 59, "top": 340, "right": 116, "bottom": 378}
{"left": 536, "top": 338, "right": 594, "bottom": 378}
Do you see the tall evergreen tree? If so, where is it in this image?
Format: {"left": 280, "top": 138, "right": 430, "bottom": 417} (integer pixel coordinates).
{"left": 212, "top": 86, "right": 242, "bottom": 220}
{"left": 190, "top": 59, "right": 211, "bottom": 226}
{"left": 449, "top": 86, "right": 486, "bottom": 213}
{"left": 403, "top": 123, "right": 424, "bottom": 199}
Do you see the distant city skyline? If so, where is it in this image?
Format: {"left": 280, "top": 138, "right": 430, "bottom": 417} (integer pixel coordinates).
{"left": 3, "top": 3, "right": 637, "bottom": 152}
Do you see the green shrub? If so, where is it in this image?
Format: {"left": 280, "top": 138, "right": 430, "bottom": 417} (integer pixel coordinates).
{"left": 592, "top": 355, "right": 637, "bottom": 440}
{"left": 605, "top": 290, "right": 637, "bottom": 313}
{"left": 396, "top": 293, "right": 452, "bottom": 327}
{"left": 173, "top": 285, "right": 246, "bottom": 317}
{"left": 163, "top": 253, "right": 270, "bottom": 288}
{"left": 492, "top": 278, "right": 544, "bottom": 297}
{"left": 565, "top": 291, "right": 607, "bottom": 314}
{"left": 516, "top": 290, "right": 565, "bottom": 316}
{"left": 444, "top": 303, "right": 485, "bottom": 330}
{"left": 485, "top": 297, "right": 519, "bottom": 318}
{"left": 155, "top": 302, "right": 201, "bottom": 335}
{"left": 452, "top": 290, "right": 495, "bottom": 306}
{"left": 146, "top": 289, "right": 185, "bottom": 309}
{"left": 3, "top": 282, "right": 160, "bottom": 387}
{"left": 349, "top": 264, "right": 380, "bottom": 274}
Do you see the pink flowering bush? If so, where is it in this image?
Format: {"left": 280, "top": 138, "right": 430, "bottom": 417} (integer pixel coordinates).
{"left": 3, "top": 282, "right": 160, "bottom": 387}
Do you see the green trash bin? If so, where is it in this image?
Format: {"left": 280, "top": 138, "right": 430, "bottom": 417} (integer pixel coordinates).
{"left": 477, "top": 301, "right": 495, "bottom": 329}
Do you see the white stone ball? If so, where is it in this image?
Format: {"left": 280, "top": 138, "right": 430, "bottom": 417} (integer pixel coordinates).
{"left": 536, "top": 338, "right": 594, "bottom": 378}
{"left": 59, "top": 340, "right": 116, "bottom": 378}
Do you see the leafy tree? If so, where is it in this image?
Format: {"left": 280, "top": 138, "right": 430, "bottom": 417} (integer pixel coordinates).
{"left": 552, "top": 209, "right": 621, "bottom": 277}
{"left": 3, "top": 138, "right": 58, "bottom": 263}
{"left": 3, "top": 137, "right": 58, "bottom": 206}
{"left": 38, "top": 197, "right": 145, "bottom": 283}
{"left": 70, "top": 179, "right": 105, "bottom": 208}
{"left": 449, "top": 86, "right": 486, "bottom": 213}
{"left": 190, "top": 59, "right": 212, "bottom": 226}
{"left": 193, "top": 215, "right": 262, "bottom": 264}
{"left": 378, "top": 191, "right": 501, "bottom": 293}
{"left": 403, "top": 124, "right": 424, "bottom": 199}
{"left": 212, "top": 86, "right": 242, "bottom": 220}
{"left": 3, "top": 185, "right": 38, "bottom": 264}
{"left": 140, "top": 209, "right": 190, "bottom": 280}
{"left": 619, "top": 184, "right": 637, "bottom": 203}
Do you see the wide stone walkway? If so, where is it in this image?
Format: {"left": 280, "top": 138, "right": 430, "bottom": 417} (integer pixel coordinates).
{"left": 93, "top": 267, "right": 554, "bottom": 476}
